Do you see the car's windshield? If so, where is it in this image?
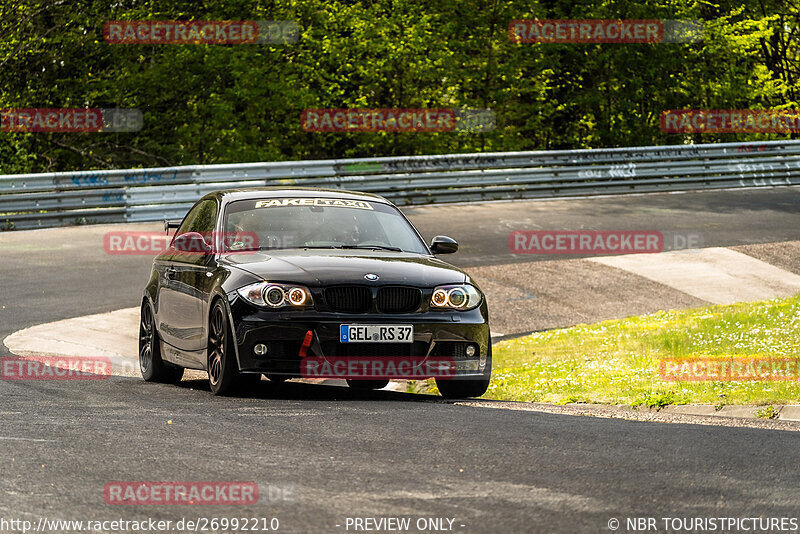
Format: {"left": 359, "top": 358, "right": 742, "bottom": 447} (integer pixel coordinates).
{"left": 224, "top": 197, "right": 429, "bottom": 254}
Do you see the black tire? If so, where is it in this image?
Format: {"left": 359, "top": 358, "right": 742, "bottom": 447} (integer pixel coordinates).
{"left": 207, "top": 300, "right": 248, "bottom": 395}
{"left": 346, "top": 379, "right": 390, "bottom": 390}
{"left": 139, "top": 302, "right": 184, "bottom": 384}
{"left": 436, "top": 346, "right": 492, "bottom": 399}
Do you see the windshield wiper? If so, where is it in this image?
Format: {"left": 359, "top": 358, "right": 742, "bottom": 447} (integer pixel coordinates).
{"left": 338, "top": 244, "right": 404, "bottom": 252}
{"left": 250, "top": 244, "right": 405, "bottom": 252}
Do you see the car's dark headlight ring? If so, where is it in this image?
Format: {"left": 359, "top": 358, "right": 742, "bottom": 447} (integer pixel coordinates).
{"left": 288, "top": 287, "right": 307, "bottom": 306}
{"left": 430, "top": 284, "right": 481, "bottom": 310}
{"left": 432, "top": 288, "right": 448, "bottom": 307}
{"left": 237, "top": 281, "right": 314, "bottom": 309}
{"left": 448, "top": 287, "right": 467, "bottom": 308}
{"left": 264, "top": 285, "right": 286, "bottom": 307}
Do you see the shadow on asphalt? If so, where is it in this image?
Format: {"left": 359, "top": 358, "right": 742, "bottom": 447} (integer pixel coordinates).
{"left": 171, "top": 377, "right": 453, "bottom": 403}
{"left": 118, "top": 374, "right": 512, "bottom": 405}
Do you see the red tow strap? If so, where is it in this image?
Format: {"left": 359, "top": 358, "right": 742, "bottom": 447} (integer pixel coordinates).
{"left": 298, "top": 330, "right": 313, "bottom": 358}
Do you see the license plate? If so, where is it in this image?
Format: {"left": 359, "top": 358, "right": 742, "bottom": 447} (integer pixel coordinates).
{"left": 340, "top": 324, "right": 413, "bottom": 343}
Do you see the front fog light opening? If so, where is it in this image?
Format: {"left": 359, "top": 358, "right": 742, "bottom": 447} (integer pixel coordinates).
{"left": 465, "top": 345, "right": 477, "bottom": 358}
{"left": 254, "top": 343, "right": 269, "bottom": 357}
{"left": 265, "top": 285, "right": 285, "bottom": 307}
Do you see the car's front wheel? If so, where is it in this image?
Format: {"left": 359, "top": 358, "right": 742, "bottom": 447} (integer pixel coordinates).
{"left": 436, "top": 346, "right": 492, "bottom": 399}
{"left": 139, "top": 302, "right": 184, "bottom": 384}
{"left": 207, "top": 300, "right": 251, "bottom": 395}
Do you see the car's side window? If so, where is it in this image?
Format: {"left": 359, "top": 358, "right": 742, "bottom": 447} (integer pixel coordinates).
{"left": 176, "top": 200, "right": 218, "bottom": 236}
{"left": 186, "top": 200, "right": 218, "bottom": 234}
{"left": 170, "top": 200, "right": 219, "bottom": 262}
{"left": 175, "top": 201, "right": 204, "bottom": 237}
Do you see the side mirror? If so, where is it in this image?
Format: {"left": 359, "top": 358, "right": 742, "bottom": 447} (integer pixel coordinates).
{"left": 430, "top": 235, "right": 458, "bottom": 254}
{"left": 173, "top": 232, "right": 212, "bottom": 253}
{"left": 164, "top": 219, "right": 181, "bottom": 235}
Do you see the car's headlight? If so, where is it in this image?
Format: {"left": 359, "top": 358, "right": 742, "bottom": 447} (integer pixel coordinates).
{"left": 430, "top": 284, "right": 482, "bottom": 310}
{"left": 237, "top": 282, "right": 314, "bottom": 309}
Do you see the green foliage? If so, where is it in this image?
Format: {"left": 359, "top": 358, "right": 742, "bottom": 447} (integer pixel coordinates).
{"left": 756, "top": 405, "right": 780, "bottom": 419}
{"left": 631, "top": 390, "right": 682, "bottom": 409}
{"left": 0, "top": 0, "right": 797, "bottom": 173}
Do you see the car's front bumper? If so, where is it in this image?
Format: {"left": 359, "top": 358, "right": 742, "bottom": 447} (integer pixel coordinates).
{"left": 228, "top": 297, "right": 491, "bottom": 379}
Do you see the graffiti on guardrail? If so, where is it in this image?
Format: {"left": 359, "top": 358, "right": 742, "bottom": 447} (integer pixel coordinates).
{"left": 608, "top": 163, "right": 636, "bottom": 177}
{"left": 739, "top": 177, "right": 795, "bottom": 187}
{"left": 69, "top": 170, "right": 178, "bottom": 187}
{"left": 382, "top": 155, "right": 499, "bottom": 172}
{"left": 577, "top": 163, "right": 636, "bottom": 179}
{"left": 336, "top": 154, "right": 500, "bottom": 174}
{"left": 736, "top": 144, "right": 769, "bottom": 153}
{"left": 383, "top": 155, "right": 498, "bottom": 171}
{"left": 122, "top": 170, "right": 178, "bottom": 185}
{"left": 730, "top": 162, "right": 798, "bottom": 187}
{"left": 571, "top": 146, "right": 702, "bottom": 163}
{"left": 70, "top": 173, "right": 109, "bottom": 186}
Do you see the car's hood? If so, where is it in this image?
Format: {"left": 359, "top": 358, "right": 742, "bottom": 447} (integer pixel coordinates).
{"left": 220, "top": 250, "right": 467, "bottom": 287}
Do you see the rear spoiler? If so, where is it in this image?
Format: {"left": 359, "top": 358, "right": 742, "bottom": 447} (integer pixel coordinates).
{"left": 164, "top": 219, "right": 181, "bottom": 234}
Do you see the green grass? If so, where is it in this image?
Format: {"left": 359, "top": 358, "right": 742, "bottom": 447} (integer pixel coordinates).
{"left": 756, "top": 405, "right": 780, "bottom": 419}
{"left": 487, "top": 295, "right": 800, "bottom": 407}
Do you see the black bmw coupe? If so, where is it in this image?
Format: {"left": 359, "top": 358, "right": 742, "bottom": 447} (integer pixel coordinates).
{"left": 140, "top": 188, "right": 491, "bottom": 398}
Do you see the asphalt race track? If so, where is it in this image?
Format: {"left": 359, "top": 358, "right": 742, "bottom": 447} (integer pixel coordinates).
{"left": 3, "top": 377, "right": 800, "bottom": 532}
{"left": 3, "top": 186, "right": 800, "bottom": 347}
{"left": 2, "top": 187, "right": 800, "bottom": 533}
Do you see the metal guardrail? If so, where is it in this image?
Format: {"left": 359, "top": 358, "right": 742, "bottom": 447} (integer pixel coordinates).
{"left": 2, "top": 139, "right": 800, "bottom": 229}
